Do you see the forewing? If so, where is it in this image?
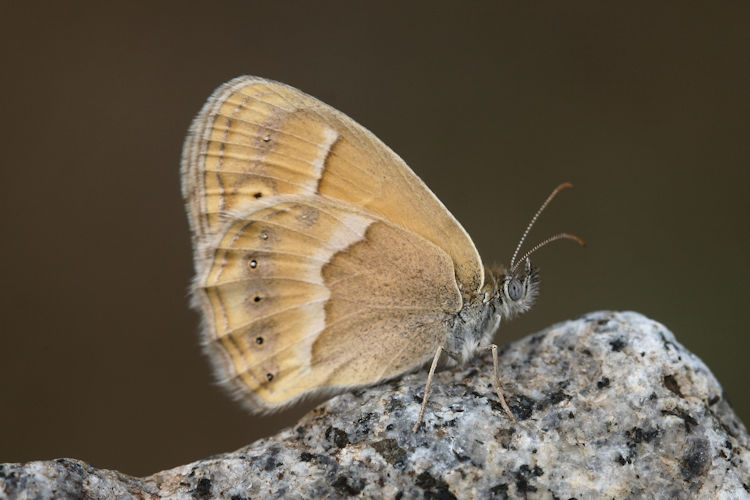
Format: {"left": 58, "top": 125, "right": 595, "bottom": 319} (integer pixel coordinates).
{"left": 193, "top": 196, "right": 461, "bottom": 409}
{"left": 181, "top": 76, "right": 483, "bottom": 294}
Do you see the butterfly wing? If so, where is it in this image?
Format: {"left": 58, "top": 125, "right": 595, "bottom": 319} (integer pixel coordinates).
{"left": 181, "top": 76, "right": 483, "bottom": 410}
{"left": 181, "top": 76, "right": 484, "bottom": 294}
{"left": 192, "top": 195, "right": 461, "bottom": 409}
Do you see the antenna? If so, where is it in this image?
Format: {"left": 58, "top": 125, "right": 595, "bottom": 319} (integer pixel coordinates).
{"left": 509, "top": 182, "right": 575, "bottom": 270}
{"left": 510, "top": 233, "right": 586, "bottom": 274}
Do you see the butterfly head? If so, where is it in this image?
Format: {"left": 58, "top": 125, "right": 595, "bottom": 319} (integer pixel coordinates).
{"left": 494, "top": 182, "right": 585, "bottom": 319}
{"left": 497, "top": 258, "right": 540, "bottom": 319}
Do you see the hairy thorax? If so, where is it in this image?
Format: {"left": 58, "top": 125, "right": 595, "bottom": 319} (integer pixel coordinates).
{"left": 445, "top": 263, "right": 539, "bottom": 365}
{"left": 445, "top": 269, "right": 502, "bottom": 364}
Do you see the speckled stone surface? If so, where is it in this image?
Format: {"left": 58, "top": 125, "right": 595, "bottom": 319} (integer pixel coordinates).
{"left": 2, "top": 311, "right": 748, "bottom": 499}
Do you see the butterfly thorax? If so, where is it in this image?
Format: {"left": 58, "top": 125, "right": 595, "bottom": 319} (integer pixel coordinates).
{"left": 446, "top": 263, "right": 539, "bottom": 365}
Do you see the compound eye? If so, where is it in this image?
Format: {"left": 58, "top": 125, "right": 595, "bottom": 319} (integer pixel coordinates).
{"left": 507, "top": 279, "right": 524, "bottom": 301}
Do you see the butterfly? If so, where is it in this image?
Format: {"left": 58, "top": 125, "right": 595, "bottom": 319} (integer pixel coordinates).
{"left": 181, "top": 76, "right": 583, "bottom": 431}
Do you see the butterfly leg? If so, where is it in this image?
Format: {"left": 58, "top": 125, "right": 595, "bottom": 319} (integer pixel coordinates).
{"left": 480, "top": 344, "right": 517, "bottom": 423}
{"left": 413, "top": 345, "right": 446, "bottom": 432}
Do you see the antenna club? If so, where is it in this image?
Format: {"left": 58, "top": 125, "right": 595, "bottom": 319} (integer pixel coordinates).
{"left": 563, "top": 233, "right": 586, "bottom": 247}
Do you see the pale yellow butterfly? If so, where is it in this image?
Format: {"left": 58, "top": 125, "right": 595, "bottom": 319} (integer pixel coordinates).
{"left": 181, "top": 76, "right": 583, "bottom": 431}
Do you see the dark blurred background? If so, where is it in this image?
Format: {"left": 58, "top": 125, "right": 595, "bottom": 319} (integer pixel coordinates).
{"left": 1, "top": 2, "right": 747, "bottom": 477}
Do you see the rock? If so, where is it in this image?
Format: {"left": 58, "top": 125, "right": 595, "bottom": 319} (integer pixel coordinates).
{"left": 2, "top": 311, "right": 748, "bottom": 499}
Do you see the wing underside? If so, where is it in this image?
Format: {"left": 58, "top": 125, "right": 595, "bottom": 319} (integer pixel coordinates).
{"left": 182, "top": 76, "right": 483, "bottom": 293}
{"left": 193, "top": 196, "right": 461, "bottom": 408}
{"left": 181, "top": 76, "right": 480, "bottom": 409}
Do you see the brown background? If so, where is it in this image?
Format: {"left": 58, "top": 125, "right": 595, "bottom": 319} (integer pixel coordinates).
{"left": 1, "top": 2, "right": 747, "bottom": 476}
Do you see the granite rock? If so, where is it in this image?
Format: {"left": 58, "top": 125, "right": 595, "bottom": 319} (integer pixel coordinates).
{"left": 2, "top": 311, "right": 748, "bottom": 499}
